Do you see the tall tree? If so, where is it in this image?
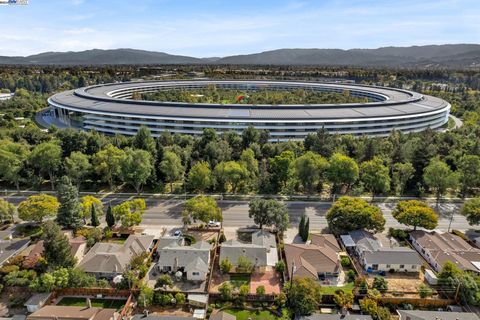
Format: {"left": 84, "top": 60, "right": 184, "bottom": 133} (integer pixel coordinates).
{"left": 18, "top": 194, "right": 59, "bottom": 223}
{"left": 248, "top": 198, "right": 289, "bottom": 232}
{"left": 360, "top": 157, "right": 391, "bottom": 200}
{"left": 187, "top": 161, "right": 212, "bottom": 193}
{"left": 392, "top": 162, "right": 415, "bottom": 196}
{"left": 326, "top": 196, "right": 385, "bottom": 234}
{"left": 299, "top": 215, "right": 306, "bottom": 241}
{"left": 460, "top": 197, "right": 480, "bottom": 226}
{"left": 90, "top": 204, "right": 100, "bottom": 227}
{"left": 159, "top": 151, "right": 184, "bottom": 192}
{"left": 0, "top": 140, "right": 30, "bottom": 190}
{"left": 423, "top": 158, "right": 458, "bottom": 205}
{"left": 214, "top": 161, "right": 248, "bottom": 194}
{"left": 29, "top": 141, "right": 62, "bottom": 190}
{"left": 286, "top": 277, "right": 322, "bottom": 316}
{"left": 121, "top": 148, "right": 153, "bottom": 193}
{"left": 132, "top": 126, "right": 157, "bottom": 159}
{"left": 0, "top": 199, "right": 16, "bottom": 223}
{"left": 92, "top": 144, "right": 125, "bottom": 190}
{"left": 269, "top": 151, "right": 295, "bottom": 192}
{"left": 183, "top": 196, "right": 222, "bottom": 224}
{"left": 112, "top": 199, "right": 146, "bottom": 228}
{"left": 42, "top": 221, "right": 76, "bottom": 269}
{"left": 458, "top": 155, "right": 480, "bottom": 197}
{"left": 56, "top": 176, "right": 82, "bottom": 230}
{"left": 64, "top": 151, "right": 91, "bottom": 190}
{"left": 293, "top": 151, "right": 329, "bottom": 194}
{"left": 327, "top": 153, "right": 359, "bottom": 194}
{"left": 79, "top": 195, "right": 103, "bottom": 224}
{"left": 106, "top": 203, "right": 115, "bottom": 228}
{"left": 392, "top": 200, "right": 438, "bottom": 230}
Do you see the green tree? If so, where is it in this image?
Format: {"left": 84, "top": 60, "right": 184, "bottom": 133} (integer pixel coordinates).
{"left": 80, "top": 196, "right": 103, "bottom": 224}
{"left": 121, "top": 148, "right": 153, "bottom": 193}
{"left": 327, "top": 153, "right": 359, "bottom": 194}
{"left": 42, "top": 221, "right": 76, "bottom": 269}
{"left": 132, "top": 126, "right": 157, "bottom": 159}
{"left": 138, "top": 285, "right": 154, "bottom": 307}
{"left": 326, "top": 196, "right": 385, "bottom": 234}
{"left": 418, "top": 284, "right": 433, "bottom": 298}
{"left": 214, "top": 161, "right": 248, "bottom": 193}
{"left": 29, "top": 141, "right": 62, "bottom": 190}
{"left": 392, "top": 200, "right": 438, "bottom": 230}
{"left": 333, "top": 290, "right": 354, "bottom": 311}
{"left": 237, "top": 256, "right": 253, "bottom": 273}
{"left": 461, "top": 197, "right": 480, "bottom": 226}
{"left": 183, "top": 196, "right": 222, "bottom": 224}
{"left": 256, "top": 285, "right": 266, "bottom": 296}
{"left": 423, "top": 158, "right": 458, "bottom": 205}
{"left": 360, "top": 157, "right": 391, "bottom": 200}
{"left": 269, "top": 151, "right": 295, "bottom": 192}
{"left": 92, "top": 144, "right": 125, "bottom": 190}
{"left": 220, "top": 258, "right": 233, "bottom": 274}
{"left": 90, "top": 204, "right": 100, "bottom": 227}
{"left": 112, "top": 199, "right": 146, "bottom": 228}
{"left": 18, "top": 194, "right": 59, "bottom": 223}
{"left": 248, "top": 198, "right": 289, "bottom": 232}
{"left": 155, "top": 274, "right": 173, "bottom": 290}
{"left": 187, "top": 161, "right": 212, "bottom": 193}
{"left": 242, "top": 125, "right": 260, "bottom": 148}
{"left": 293, "top": 151, "right": 329, "bottom": 194}
{"left": 239, "top": 284, "right": 249, "bottom": 299}
{"left": 372, "top": 277, "right": 388, "bottom": 293}
{"left": 56, "top": 176, "right": 83, "bottom": 230}
{"left": 0, "top": 199, "right": 16, "bottom": 223}
{"left": 0, "top": 140, "right": 30, "bottom": 190}
{"left": 106, "top": 203, "right": 115, "bottom": 228}
{"left": 286, "top": 277, "right": 322, "bottom": 316}
{"left": 299, "top": 215, "right": 306, "bottom": 241}
{"left": 64, "top": 151, "right": 91, "bottom": 190}
{"left": 240, "top": 148, "right": 259, "bottom": 190}
{"left": 219, "top": 282, "right": 233, "bottom": 301}
{"left": 159, "top": 151, "right": 184, "bottom": 192}
{"left": 458, "top": 155, "right": 480, "bottom": 197}
{"left": 392, "top": 162, "right": 415, "bottom": 196}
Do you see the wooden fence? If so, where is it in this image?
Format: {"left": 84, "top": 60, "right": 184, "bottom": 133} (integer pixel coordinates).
{"left": 209, "top": 292, "right": 276, "bottom": 303}
{"left": 378, "top": 297, "right": 455, "bottom": 308}
{"left": 54, "top": 287, "right": 133, "bottom": 298}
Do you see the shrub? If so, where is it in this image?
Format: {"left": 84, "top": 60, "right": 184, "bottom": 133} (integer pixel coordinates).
{"left": 175, "top": 292, "right": 186, "bottom": 304}
{"left": 0, "top": 265, "right": 19, "bottom": 275}
{"left": 372, "top": 277, "right": 388, "bottom": 293}
{"left": 97, "top": 279, "right": 110, "bottom": 288}
{"left": 346, "top": 270, "right": 356, "bottom": 282}
{"left": 104, "top": 229, "right": 113, "bottom": 239}
{"left": 275, "top": 261, "right": 285, "bottom": 273}
{"left": 219, "top": 282, "right": 233, "bottom": 301}
{"left": 388, "top": 227, "right": 409, "bottom": 241}
{"left": 239, "top": 284, "right": 249, "bottom": 298}
{"left": 237, "top": 256, "right": 253, "bottom": 273}
{"left": 256, "top": 285, "right": 266, "bottom": 296}
{"left": 183, "top": 234, "right": 196, "bottom": 245}
{"left": 220, "top": 258, "right": 233, "bottom": 274}
{"left": 340, "top": 256, "right": 351, "bottom": 267}
{"left": 418, "top": 283, "right": 433, "bottom": 298}
{"left": 219, "top": 232, "right": 226, "bottom": 243}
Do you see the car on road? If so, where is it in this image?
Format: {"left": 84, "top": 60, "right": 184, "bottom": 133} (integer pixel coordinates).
{"left": 208, "top": 220, "right": 221, "bottom": 228}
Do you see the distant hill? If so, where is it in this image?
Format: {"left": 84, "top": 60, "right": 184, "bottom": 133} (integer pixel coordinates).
{"left": 1, "top": 44, "right": 480, "bottom": 68}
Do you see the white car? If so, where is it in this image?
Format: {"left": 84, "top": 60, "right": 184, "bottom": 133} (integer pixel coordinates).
{"left": 208, "top": 221, "right": 221, "bottom": 228}
{"left": 173, "top": 230, "right": 182, "bottom": 237}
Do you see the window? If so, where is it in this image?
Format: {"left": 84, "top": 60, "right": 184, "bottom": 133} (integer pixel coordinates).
{"left": 386, "top": 264, "right": 390, "bottom": 268}
{"left": 400, "top": 265, "right": 404, "bottom": 268}
{"left": 372, "top": 264, "right": 378, "bottom": 270}
{"left": 192, "top": 272, "right": 200, "bottom": 276}
{"left": 412, "top": 265, "right": 416, "bottom": 269}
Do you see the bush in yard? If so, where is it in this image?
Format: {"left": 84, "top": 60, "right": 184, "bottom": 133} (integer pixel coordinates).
{"left": 418, "top": 283, "right": 433, "bottom": 298}
{"left": 155, "top": 274, "right": 173, "bottom": 290}
{"left": 340, "top": 256, "right": 351, "bottom": 267}
{"left": 237, "top": 256, "right": 253, "bottom": 273}
{"left": 275, "top": 260, "right": 286, "bottom": 273}
{"left": 346, "top": 270, "right": 356, "bottom": 283}
{"left": 155, "top": 292, "right": 174, "bottom": 306}
{"left": 357, "top": 277, "right": 368, "bottom": 294}
{"left": 219, "top": 282, "right": 233, "bottom": 301}
{"left": 372, "top": 277, "right": 388, "bottom": 293}
{"left": 137, "top": 285, "right": 154, "bottom": 307}
{"left": 256, "top": 285, "right": 266, "bottom": 296}
{"left": 175, "top": 292, "right": 186, "bottom": 304}
{"left": 388, "top": 227, "right": 409, "bottom": 242}
{"left": 220, "top": 258, "right": 233, "bottom": 274}
{"left": 219, "top": 232, "right": 226, "bottom": 243}
{"left": 275, "top": 292, "right": 287, "bottom": 308}
{"left": 239, "top": 284, "right": 249, "bottom": 300}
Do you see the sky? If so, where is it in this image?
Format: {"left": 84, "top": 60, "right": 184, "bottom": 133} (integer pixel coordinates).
{"left": 0, "top": 0, "right": 479, "bottom": 57}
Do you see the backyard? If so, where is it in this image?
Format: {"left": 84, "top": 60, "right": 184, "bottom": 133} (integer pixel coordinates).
{"left": 320, "top": 282, "right": 355, "bottom": 295}
{"left": 229, "top": 274, "right": 250, "bottom": 288}
{"left": 224, "top": 308, "right": 279, "bottom": 320}
{"left": 56, "top": 297, "right": 126, "bottom": 310}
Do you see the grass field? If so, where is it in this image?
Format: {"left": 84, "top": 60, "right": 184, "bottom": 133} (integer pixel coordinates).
{"left": 320, "top": 282, "right": 355, "bottom": 295}
{"left": 56, "top": 297, "right": 126, "bottom": 310}
{"left": 229, "top": 274, "right": 250, "bottom": 288}
{"left": 225, "top": 309, "right": 277, "bottom": 320}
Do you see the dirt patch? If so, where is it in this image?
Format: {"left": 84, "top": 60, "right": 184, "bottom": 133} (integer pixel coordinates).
{"left": 366, "top": 271, "right": 427, "bottom": 297}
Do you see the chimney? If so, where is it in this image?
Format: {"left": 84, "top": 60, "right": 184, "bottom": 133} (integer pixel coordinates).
{"left": 86, "top": 298, "right": 92, "bottom": 308}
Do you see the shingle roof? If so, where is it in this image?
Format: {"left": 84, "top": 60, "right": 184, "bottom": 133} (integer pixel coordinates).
{"left": 297, "top": 314, "right": 373, "bottom": 320}
{"left": 185, "top": 256, "right": 209, "bottom": 273}
{"left": 0, "top": 239, "right": 30, "bottom": 267}
{"left": 26, "top": 306, "right": 116, "bottom": 320}
{"left": 363, "top": 247, "right": 422, "bottom": 265}
{"left": 156, "top": 239, "right": 211, "bottom": 271}
{"left": 397, "top": 310, "right": 479, "bottom": 320}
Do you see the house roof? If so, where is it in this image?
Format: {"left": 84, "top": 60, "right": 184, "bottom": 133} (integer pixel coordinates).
{"left": 285, "top": 242, "right": 341, "bottom": 279}
{"left": 210, "top": 311, "right": 236, "bottom": 320}
{"left": 297, "top": 314, "right": 373, "bottom": 320}
{"left": 24, "top": 293, "right": 52, "bottom": 307}
{"left": 348, "top": 230, "right": 381, "bottom": 252}
{"left": 397, "top": 310, "right": 479, "bottom": 320}
{"left": 363, "top": 247, "right": 422, "bottom": 265}
{"left": 132, "top": 316, "right": 195, "bottom": 320}
{"left": 410, "top": 231, "right": 480, "bottom": 272}
{"left": 220, "top": 240, "right": 268, "bottom": 266}
{"left": 156, "top": 240, "right": 211, "bottom": 270}
{"left": 78, "top": 235, "right": 154, "bottom": 274}
{"left": 26, "top": 306, "right": 116, "bottom": 320}
{"left": 185, "top": 256, "right": 209, "bottom": 273}
{"left": 0, "top": 239, "right": 30, "bottom": 267}
{"left": 310, "top": 234, "right": 341, "bottom": 252}
{"left": 251, "top": 230, "right": 276, "bottom": 248}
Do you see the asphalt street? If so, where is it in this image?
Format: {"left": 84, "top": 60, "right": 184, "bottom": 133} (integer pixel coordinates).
{"left": 1, "top": 194, "right": 471, "bottom": 231}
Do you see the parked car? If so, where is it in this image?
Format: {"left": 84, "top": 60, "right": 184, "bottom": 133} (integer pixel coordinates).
{"left": 208, "top": 220, "right": 221, "bottom": 228}
{"left": 173, "top": 230, "right": 182, "bottom": 237}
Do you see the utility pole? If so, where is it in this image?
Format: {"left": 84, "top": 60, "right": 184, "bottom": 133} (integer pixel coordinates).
{"left": 447, "top": 207, "right": 454, "bottom": 233}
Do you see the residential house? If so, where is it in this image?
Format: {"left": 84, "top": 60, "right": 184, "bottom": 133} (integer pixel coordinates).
{"left": 0, "top": 238, "right": 30, "bottom": 267}
{"left": 342, "top": 230, "right": 422, "bottom": 273}
{"left": 410, "top": 230, "right": 480, "bottom": 273}
{"left": 26, "top": 306, "right": 117, "bottom": 320}
{"left": 219, "top": 230, "right": 278, "bottom": 268}
{"left": 24, "top": 236, "right": 87, "bottom": 268}
{"left": 78, "top": 234, "right": 154, "bottom": 279}
{"left": 285, "top": 234, "right": 342, "bottom": 284}
{"left": 156, "top": 236, "right": 212, "bottom": 281}
{"left": 132, "top": 316, "right": 195, "bottom": 320}
{"left": 397, "top": 310, "right": 479, "bottom": 320}
{"left": 24, "top": 293, "right": 52, "bottom": 313}
{"left": 296, "top": 314, "right": 373, "bottom": 320}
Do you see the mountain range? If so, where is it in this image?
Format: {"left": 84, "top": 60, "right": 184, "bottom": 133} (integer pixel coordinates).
{"left": 1, "top": 44, "right": 480, "bottom": 68}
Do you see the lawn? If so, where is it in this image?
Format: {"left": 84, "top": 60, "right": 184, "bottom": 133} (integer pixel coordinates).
{"left": 225, "top": 309, "right": 277, "bottom": 320}
{"left": 56, "top": 297, "right": 126, "bottom": 310}
{"left": 320, "top": 282, "right": 355, "bottom": 295}
{"left": 229, "top": 274, "right": 250, "bottom": 288}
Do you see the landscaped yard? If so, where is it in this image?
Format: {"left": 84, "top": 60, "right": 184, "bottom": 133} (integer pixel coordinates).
{"left": 320, "top": 282, "right": 355, "bottom": 295}
{"left": 225, "top": 309, "right": 278, "bottom": 320}
{"left": 229, "top": 274, "right": 250, "bottom": 288}
{"left": 56, "top": 297, "right": 126, "bottom": 310}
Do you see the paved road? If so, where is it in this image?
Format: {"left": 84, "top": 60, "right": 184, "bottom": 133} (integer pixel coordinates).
{"left": 2, "top": 195, "right": 471, "bottom": 231}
